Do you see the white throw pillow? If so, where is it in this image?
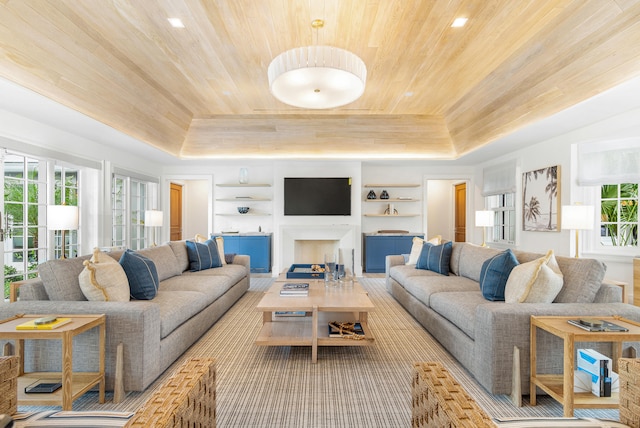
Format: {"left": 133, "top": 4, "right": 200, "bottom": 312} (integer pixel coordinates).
{"left": 407, "top": 235, "right": 441, "bottom": 265}
{"left": 195, "top": 234, "right": 226, "bottom": 264}
{"left": 78, "top": 248, "right": 130, "bottom": 302}
{"left": 504, "top": 249, "right": 563, "bottom": 303}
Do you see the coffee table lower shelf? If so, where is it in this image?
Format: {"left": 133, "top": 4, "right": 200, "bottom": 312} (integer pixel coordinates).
{"left": 532, "top": 374, "right": 619, "bottom": 410}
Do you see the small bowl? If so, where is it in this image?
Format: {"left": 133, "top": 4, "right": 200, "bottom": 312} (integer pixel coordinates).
{"left": 237, "top": 207, "right": 250, "bottom": 214}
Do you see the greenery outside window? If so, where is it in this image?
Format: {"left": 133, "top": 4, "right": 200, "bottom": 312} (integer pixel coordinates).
{"left": 486, "top": 193, "right": 516, "bottom": 245}
{"left": 4, "top": 154, "right": 44, "bottom": 299}
{"left": 599, "top": 183, "right": 638, "bottom": 248}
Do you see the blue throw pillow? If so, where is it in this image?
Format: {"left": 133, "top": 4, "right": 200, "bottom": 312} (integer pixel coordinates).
{"left": 416, "top": 241, "right": 452, "bottom": 275}
{"left": 185, "top": 239, "right": 222, "bottom": 272}
{"left": 479, "top": 249, "right": 519, "bottom": 301}
{"left": 119, "top": 250, "right": 159, "bottom": 300}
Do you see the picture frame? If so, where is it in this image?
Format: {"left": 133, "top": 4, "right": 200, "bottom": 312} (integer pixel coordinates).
{"left": 522, "top": 165, "right": 560, "bottom": 231}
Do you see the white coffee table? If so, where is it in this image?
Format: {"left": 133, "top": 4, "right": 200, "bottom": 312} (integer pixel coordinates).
{"left": 255, "top": 277, "right": 375, "bottom": 363}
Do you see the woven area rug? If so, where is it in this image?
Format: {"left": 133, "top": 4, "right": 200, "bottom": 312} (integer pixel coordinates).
{"left": 21, "top": 277, "right": 620, "bottom": 427}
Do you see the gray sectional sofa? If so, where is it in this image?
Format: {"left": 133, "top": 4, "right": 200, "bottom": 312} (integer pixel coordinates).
{"left": 386, "top": 242, "right": 640, "bottom": 395}
{"left": 0, "top": 240, "right": 249, "bottom": 392}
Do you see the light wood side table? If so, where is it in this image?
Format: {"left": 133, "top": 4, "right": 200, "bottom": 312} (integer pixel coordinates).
{"left": 529, "top": 315, "right": 640, "bottom": 417}
{"left": 0, "top": 314, "right": 106, "bottom": 410}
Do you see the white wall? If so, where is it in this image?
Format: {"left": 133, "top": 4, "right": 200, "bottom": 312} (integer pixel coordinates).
{"left": 474, "top": 107, "right": 640, "bottom": 285}
{"left": 426, "top": 180, "right": 456, "bottom": 242}
{"left": 182, "top": 180, "right": 210, "bottom": 239}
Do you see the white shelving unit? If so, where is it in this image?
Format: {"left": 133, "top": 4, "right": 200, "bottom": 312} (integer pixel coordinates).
{"left": 215, "top": 183, "right": 272, "bottom": 217}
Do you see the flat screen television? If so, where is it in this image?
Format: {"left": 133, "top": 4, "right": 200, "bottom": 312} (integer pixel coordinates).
{"left": 284, "top": 177, "right": 352, "bottom": 216}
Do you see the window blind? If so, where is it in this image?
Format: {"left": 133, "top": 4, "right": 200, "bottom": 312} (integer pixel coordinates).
{"left": 577, "top": 139, "right": 640, "bottom": 186}
{"left": 482, "top": 159, "right": 517, "bottom": 196}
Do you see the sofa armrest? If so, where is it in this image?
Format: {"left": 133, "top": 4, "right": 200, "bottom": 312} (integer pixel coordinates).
{"left": 385, "top": 255, "right": 405, "bottom": 286}
{"left": 9, "top": 277, "right": 46, "bottom": 302}
{"left": 601, "top": 278, "right": 630, "bottom": 303}
{"left": 474, "top": 302, "right": 640, "bottom": 394}
{"left": 0, "top": 300, "right": 161, "bottom": 391}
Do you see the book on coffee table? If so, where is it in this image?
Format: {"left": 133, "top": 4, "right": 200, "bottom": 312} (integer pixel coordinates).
{"left": 280, "top": 282, "right": 309, "bottom": 296}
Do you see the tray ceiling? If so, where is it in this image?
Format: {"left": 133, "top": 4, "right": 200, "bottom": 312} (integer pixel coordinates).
{"left": 1, "top": 0, "right": 639, "bottom": 159}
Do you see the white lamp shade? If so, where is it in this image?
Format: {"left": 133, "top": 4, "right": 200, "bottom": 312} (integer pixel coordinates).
{"left": 145, "top": 210, "right": 164, "bottom": 227}
{"left": 475, "top": 210, "right": 494, "bottom": 227}
{"left": 562, "top": 205, "right": 595, "bottom": 230}
{"left": 47, "top": 205, "right": 79, "bottom": 230}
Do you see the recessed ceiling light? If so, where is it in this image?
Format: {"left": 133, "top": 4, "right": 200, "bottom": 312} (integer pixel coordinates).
{"left": 451, "top": 17, "right": 468, "bottom": 28}
{"left": 404, "top": 92, "right": 414, "bottom": 97}
{"left": 168, "top": 18, "right": 185, "bottom": 28}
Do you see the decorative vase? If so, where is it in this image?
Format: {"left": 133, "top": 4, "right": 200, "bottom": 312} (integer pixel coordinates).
{"left": 380, "top": 190, "right": 389, "bottom": 199}
{"left": 367, "top": 190, "right": 376, "bottom": 199}
{"left": 238, "top": 168, "right": 249, "bottom": 184}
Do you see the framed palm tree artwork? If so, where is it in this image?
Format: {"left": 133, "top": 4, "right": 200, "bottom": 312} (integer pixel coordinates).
{"left": 522, "top": 165, "right": 560, "bottom": 231}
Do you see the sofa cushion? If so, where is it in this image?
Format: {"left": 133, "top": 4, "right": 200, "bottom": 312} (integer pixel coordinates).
{"left": 78, "top": 249, "right": 130, "bottom": 302}
{"left": 479, "top": 249, "right": 519, "bottom": 301}
{"left": 119, "top": 250, "right": 159, "bottom": 300}
{"left": 402, "top": 275, "right": 479, "bottom": 308}
{"left": 196, "top": 234, "right": 228, "bottom": 265}
{"left": 513, "top": 250, "right": 606, "bottom": 303}
{"left": 456, "top": 243, "right": 502, "bottom": 282}
{"left": 390, "top": 264, "right": 442, "bottom": 285}
{"left": 505, "top": 250, "right": 563, "bottom": 303}
{"left": 186, "top": 240, "right": 222, "bottom": 272}
{"left": 429, "top": 291, "right": 487, "bottom": 339}
{"left": 168, "top": 240, "right": 190, "bottom": 272}
{"left": 38, "top": 255, "right": 91, "bottom": 301}
{"left": 136, "top": 244, "right": 182, "bottom": 281}
{"left": 152, "top": 290, "right": 210, "bottom": 339}
{"left": 160, "top": 274, "right": 234, "bottom": 303}
{"left": 407, "top": 235, "right": 441, "bottom": 265}
{"left": 416, "top": 241, "right": 452, "bottom": 275}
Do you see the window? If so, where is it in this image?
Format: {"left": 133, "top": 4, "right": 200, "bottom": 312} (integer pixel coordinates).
{"left": 53, "top": 165, "right": 79, "bottom": 259}
{"left": 486, "top": 193, "right": 516, "bottom": 244}
{"left": 599, "top": 183, "right": 638, "bottom": 248}
{"left": 3, "top": 154, "right": 45, "bottom": 299}
{"left": 112, "top": 174, "right": 157, "bottom": 250}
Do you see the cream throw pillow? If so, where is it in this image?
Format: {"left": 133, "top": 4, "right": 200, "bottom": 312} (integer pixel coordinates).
{"left": 407, "top": 235, "right": 442, "bottom": 265}
{"left": 78, "top": 248, "right": 130, "bottom": 302}
{"left": 195, "top": 234, "right": 226, "bottom": 264}
{"left": 504, "top": 249, "right": 564, "bottom": 303}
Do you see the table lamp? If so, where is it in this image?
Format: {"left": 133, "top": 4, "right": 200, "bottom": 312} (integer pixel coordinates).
{"left": 562, "top": 204, "right": 594, "bottom": 258}
{"left": 145, "top": 210, "right": 163, "bottom": 247}
{"left": 475, "top": 210, "right": 494, "bottom": 247}
{"left": 47, "top": 205, "right": 79, "bottom": 259}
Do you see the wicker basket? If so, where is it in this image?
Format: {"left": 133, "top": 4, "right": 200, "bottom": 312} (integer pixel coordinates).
{"left": 618, "top": 358, "right": 640, "bottom": 428}
{"left": 125, "top": 357, "right": 216, "bottom": 428}
{"left": 412, "top": 362, "right": 495, "bottom": 428}
{"left": 0, "top": 356, "right": 19, "bottom": 416}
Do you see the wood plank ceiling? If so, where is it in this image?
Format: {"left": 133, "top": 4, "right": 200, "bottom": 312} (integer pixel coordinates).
{"left": 1, "top": 0, "right": 639, "bottom": 159}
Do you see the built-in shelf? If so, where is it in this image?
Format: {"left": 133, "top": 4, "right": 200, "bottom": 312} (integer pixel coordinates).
{"left": 365, "top": 198, "right": 416, "bottom": 202}
{"left": 216, "top": 213, "right": 271, "bottom": 216}
{"left": 216, "top": 198, "right": 271, "bottom": 201}
{"left": 364, "top": 214, "right": 419, "bottom": 217}
{"left": 216, "top": 183, "right": 271, "bottom": 187}
{"left": 364, "top": 184, "right": 419, "bottom": 188}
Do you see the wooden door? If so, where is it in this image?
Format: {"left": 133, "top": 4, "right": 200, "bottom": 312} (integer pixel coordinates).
{"left": 170, "top": 183, "right": 183, "bottom": 241}
{"left": 454, "top": 183, "right": 466, "bottom": 242}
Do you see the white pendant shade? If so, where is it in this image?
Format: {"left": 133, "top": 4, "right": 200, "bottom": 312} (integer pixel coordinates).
{"left": 268, "top": 45, "right": 366, "bottom": 109}
{"left": 47, "top": 205, "right": 79, "bottom": 230}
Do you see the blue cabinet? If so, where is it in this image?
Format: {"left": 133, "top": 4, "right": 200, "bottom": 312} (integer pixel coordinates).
{"left": 214, "top": 234, "right": 272, "bottom": 273}
{"left": 364, "top": 234, "right": 423, "bottom": 273}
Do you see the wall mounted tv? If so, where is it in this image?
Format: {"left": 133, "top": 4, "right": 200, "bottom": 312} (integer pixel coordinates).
{"left": 284, "top": 177, "right": 352, "bottom": 216}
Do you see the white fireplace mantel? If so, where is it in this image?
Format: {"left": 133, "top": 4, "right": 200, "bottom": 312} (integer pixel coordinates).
{"left": 277, "top": 224, "right": 361, "bottom": 275}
